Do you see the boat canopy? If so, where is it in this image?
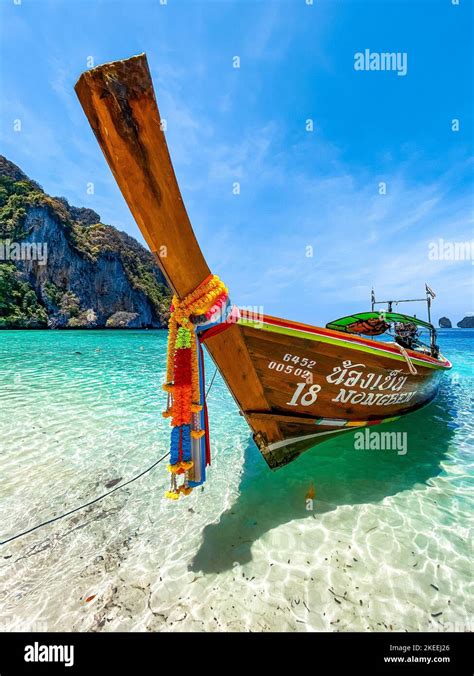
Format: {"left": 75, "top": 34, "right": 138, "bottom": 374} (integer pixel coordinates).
{"left": 326, "top": 311, "right": 433, "bottom": 336}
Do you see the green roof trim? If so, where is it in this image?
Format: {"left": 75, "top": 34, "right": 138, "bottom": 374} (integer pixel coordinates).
{"left": 326, "top": 311, "right": 433, "bottom": 333}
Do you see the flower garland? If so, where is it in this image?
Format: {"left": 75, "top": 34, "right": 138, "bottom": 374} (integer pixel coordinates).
{"left": 163, "top": 274, "right": 229, "bottom": 499}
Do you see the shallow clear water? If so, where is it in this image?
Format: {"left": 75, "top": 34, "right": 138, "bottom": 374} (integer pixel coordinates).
{"left": 0, "top": 329, "right": 472, "bottom": 632}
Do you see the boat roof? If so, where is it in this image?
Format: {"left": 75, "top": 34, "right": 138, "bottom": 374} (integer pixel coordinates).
{"left": 326, "top": 311, "right": 433, "bottom": 333}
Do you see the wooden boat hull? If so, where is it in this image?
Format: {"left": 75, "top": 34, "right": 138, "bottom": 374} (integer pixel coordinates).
{"left": 75, "top": 54, "right": 451, "bottom": 471}
{"left": 202, "top": 313, "right": 450, "bottom": 468}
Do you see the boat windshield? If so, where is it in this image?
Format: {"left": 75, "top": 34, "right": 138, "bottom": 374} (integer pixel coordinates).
{"left": 326, "top": 312, "right": 439, "bottom": 358}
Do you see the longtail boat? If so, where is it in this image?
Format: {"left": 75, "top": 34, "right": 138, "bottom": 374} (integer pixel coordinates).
{"left": 75, "top": 55, "right": 451, "bottom": 495}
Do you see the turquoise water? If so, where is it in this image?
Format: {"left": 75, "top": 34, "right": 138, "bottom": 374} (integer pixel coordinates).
{"left": 0, "top": 329, "right": 472, "bottom": 632}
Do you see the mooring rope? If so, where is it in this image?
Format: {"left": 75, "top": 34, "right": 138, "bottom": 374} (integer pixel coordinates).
{"left": 0, "top": 452, "right": 170, "bottom": 547}
{"left": 206, "top": 367, "right": 218, "bottom": 398}
{"left": 1, "top": 369, "right": 220, "bottom": 547}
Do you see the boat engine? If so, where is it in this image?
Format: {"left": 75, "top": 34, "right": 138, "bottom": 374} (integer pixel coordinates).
{"left": 394, "top": 322, "right": 419, "bottom": 351}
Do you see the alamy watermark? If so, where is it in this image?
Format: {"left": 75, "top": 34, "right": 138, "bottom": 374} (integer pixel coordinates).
{"left": 354, "top": 49, "right": 408, "bottom": 77}
{"left": 24, "top": 642, "right": 74, "bottom": 668}
{"left": 238, "top": 304, "right": 265, "bottom": 328}
{"left": 428, "top": 238, "right": 474, "bottom": 263}
{"left": 354, "top": 429, "right": 408, "bottom": 455}
{"left": 0, "top": 240, "right": 48, "bottom": 265}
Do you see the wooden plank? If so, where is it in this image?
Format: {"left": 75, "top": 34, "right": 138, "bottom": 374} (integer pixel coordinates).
{"left": 246, "top": 411, "right": 321, "bottom": 425}
{"left": 75, "top": 54, "right": 209, "bottom": 298}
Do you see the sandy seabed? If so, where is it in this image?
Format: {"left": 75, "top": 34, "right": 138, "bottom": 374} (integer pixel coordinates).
{"left": 1, "top": 436, "right": 471, "bottom": 633}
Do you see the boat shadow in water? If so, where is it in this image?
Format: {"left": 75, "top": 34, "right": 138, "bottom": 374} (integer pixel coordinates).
{"left": 190, "top": 389, "right": 456, "bottom": 574}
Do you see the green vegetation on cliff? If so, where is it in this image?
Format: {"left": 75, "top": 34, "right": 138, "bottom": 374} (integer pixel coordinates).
{"left": 0, "top": 263, "right": 48, "bottom": 328}
{"left": 0, "top": 156, "right": 171, "bottom": 328}
{"left": 0, "top": 171, "right": 72, "bottom": 241}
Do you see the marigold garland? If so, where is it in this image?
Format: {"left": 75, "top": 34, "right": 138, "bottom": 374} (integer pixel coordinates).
{"left": 163, "top": 275, "right": 229, "bottom": 499}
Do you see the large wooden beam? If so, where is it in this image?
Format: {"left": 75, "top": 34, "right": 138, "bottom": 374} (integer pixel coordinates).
{"left": 75, "top": 54, "right": 281, "bottom": 451}
{"left": 75, "top": 54, "right": 209, "bottom": 299}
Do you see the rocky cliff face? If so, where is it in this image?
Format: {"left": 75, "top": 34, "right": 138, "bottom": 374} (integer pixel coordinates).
{"left": 0, "top": 156, "right": 171, "bottom": 329}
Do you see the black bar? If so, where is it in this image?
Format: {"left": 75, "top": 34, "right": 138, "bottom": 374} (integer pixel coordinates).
{"left": 0, "top": 631, "right": 470, "bottom": 675}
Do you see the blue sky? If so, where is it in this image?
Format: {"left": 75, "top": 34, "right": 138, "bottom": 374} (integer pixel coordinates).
{"left": 0, "top": 0, "right": 472, "bottom": 326}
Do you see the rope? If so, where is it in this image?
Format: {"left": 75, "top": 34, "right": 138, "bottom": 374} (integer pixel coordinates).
{"left": 0, "top": 451, "right": 170, "bottom": 547}
{"left": 206, "top": 367, "right": 218, "bottom": 397}
{"left": 397, "top": 344, "right": 418, "bottom": 375}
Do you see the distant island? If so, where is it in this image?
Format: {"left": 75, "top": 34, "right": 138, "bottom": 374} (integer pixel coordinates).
{"left": 438, "top": 316, "right": 474, "bottom": 329}
{"left": 0, "top": 156, "right": 171, "bottom": 329}
{"left": 457, "top": 316, "right": 474, "bottom": 329}
{"left": 438, "top": 317, "right": 452, "bottom": 328}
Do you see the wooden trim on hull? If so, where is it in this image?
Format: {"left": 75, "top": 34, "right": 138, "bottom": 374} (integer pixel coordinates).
{"left": 245, "top": 410, "right": 400, "bottom": 426}
{"left": 235, "top": 312, "right": 451, "bottom": 371}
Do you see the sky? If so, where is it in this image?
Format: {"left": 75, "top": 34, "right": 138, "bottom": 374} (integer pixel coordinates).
{"left": 0, "top": 0, "right": 472, "bottom": 326}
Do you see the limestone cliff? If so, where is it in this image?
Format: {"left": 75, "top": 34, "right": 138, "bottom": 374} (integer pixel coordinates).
{"left": 0, "top": 156, "right": 171, "bottom": 328}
